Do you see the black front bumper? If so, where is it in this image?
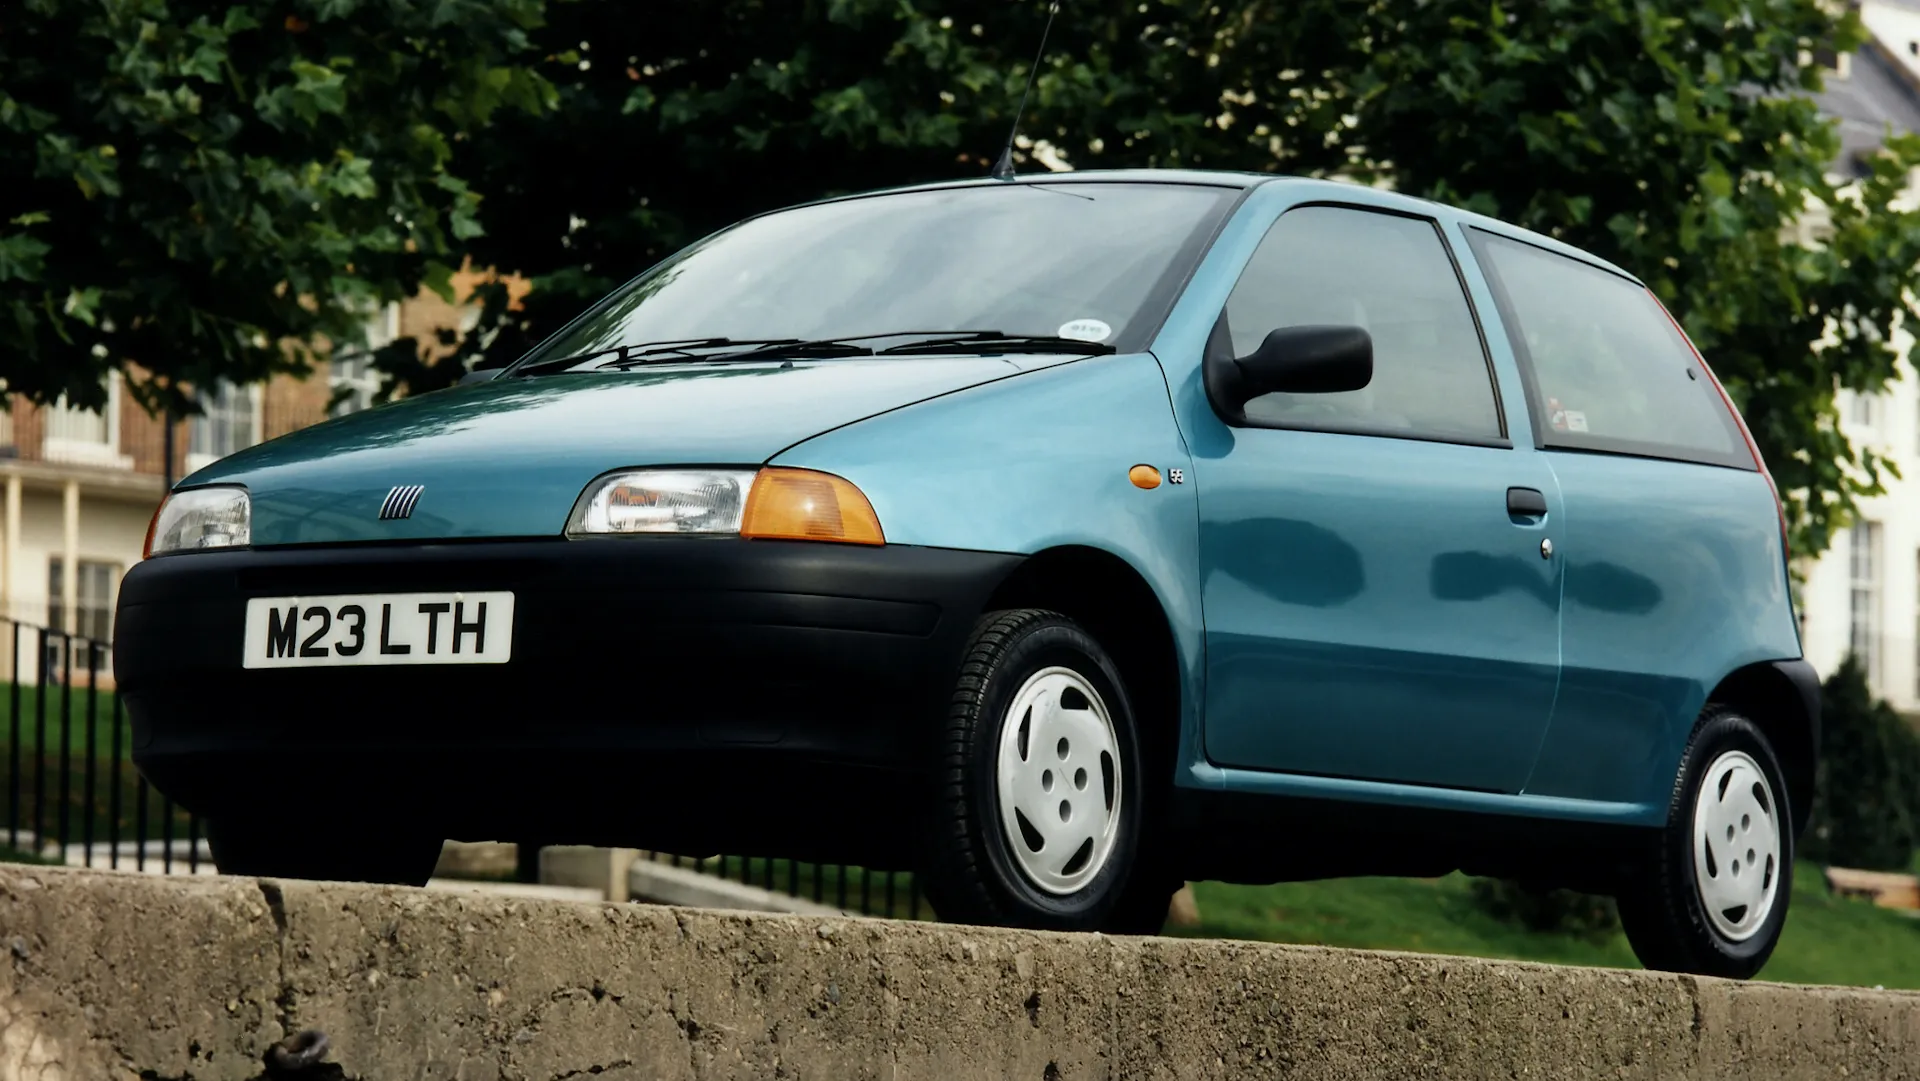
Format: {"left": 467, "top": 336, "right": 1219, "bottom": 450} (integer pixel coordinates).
{"left": 115, "top": 538, "right": 1018, "bottom": 855}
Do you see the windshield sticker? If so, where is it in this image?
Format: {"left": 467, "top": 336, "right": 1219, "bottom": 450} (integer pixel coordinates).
{"left": 1058, "top": 318, "right": 1113, "bottom": 343}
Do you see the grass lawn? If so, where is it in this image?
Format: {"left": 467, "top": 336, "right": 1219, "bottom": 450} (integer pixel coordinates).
{"left": 0, "top": 680, "right": 125, "bottom": 758}
{"left": 0, "top": 680, "right": 188, "bottom": 845}
{"left": 1176, "top": 865, "right": 1920, "bottom": 990}
{"left": 0, "top": 846, "right": 58, "bottom": 865}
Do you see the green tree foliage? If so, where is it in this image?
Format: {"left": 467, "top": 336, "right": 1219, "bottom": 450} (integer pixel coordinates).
{"left": 1325, "top": 0, "right": 1920, "bottom": 561}
{"left": 0, "top": 0, "right": 552, "bottom": 414}
{"left": 1804, "top": 655, "right": 1920, "bottom": 871}
{"left": 389, "top": 0, "right": 1920, "bottom": 561}
{"left": 9, "top": 2, "right": 1916, "bottom": 559}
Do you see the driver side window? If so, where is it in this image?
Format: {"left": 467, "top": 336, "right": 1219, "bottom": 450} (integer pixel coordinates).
{"left": 1222, "top": 205, "right": 1503, "bottom": 442}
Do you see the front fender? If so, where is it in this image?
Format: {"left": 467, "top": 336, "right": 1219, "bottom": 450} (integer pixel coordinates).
{"left": 771, "top": 352, "right": 1207, "bottom": 777}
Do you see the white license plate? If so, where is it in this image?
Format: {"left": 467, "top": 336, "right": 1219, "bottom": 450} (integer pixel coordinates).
{"left": 242, "top": 592, "right": 515, "bottom": 669}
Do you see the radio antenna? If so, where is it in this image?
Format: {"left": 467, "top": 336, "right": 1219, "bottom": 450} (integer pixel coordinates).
{"left": 990, "top": 1, "right": 1061, "bottom": 181}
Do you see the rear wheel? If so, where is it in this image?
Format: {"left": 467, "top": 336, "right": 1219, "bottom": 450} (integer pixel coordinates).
{"left": 207, "top": 812, "right": 442, "bottom": 886}
{"left": 1615, "top": 706, "right": 1793, "bottom": 979}
{"left": 920, "top": 609, "right": 1157, "bottom": 931}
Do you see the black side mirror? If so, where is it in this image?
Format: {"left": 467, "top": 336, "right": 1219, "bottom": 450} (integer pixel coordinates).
{"left": 1205, "top": 322, "right": 1373, "bottom": 419}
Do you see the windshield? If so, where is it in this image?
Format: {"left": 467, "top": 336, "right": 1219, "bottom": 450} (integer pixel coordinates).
{"left": 514, "top": 182, "right": 1238, "bottom": 369}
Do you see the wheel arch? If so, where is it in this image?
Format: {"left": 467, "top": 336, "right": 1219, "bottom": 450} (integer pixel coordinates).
{"left": 1706, "top": 659, "right": 1821, "bottom": 838}
{"left": 982, "top": 545, "right": 1184, "bottom": 791}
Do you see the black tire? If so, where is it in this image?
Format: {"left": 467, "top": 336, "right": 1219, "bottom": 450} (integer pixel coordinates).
{"left": 207, "top": 814, "right": 442, "bottom": 886}
{"left": 1615, "top": 706, "right": 1794, "bottom": 979}
{"left": 919, "top": 609, "right": 1154, "bottom": 931}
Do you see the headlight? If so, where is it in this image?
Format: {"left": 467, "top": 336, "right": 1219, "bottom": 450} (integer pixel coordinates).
{"left": 567, "top": 468, "right": 885, "bottom": 544}
{"left": 145, "top": 487, "right": 250, "bottom": 557}
{"left": 567, "top": 470, "right": 757, "bottom": 535}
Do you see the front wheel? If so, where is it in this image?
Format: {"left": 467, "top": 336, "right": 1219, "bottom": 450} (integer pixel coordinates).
{"left": 919, "top": 609, "right": 1157, "bottom": 931}
{"left": 1615, "top": 706, "right": 1793, "bottom": 979}
{"left": 207, "top": 812, "right": 443, "bottom": 886}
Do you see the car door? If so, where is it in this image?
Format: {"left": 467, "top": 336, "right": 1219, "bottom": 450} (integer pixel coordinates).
{"left": 1464, "top": 228, "right": 1801, "bottom": 808}
{"left": 1197, "top": 203, "right": 1563, "bottom": 793}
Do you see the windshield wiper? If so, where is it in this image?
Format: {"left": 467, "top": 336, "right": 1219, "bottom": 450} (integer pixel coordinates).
{"left": 694, "top": 330, "right": 1117, "bottom": 363}
{"left": 603, "top": 338, "right": 871, "bottom": 367}
{"left": 512, "top": 329, "right": 1113, "bottom": 376}
{"left": 876, "top": 333, "right": 1117, "bottom": 356}
{"left": 511, "top": 338, "right": 798, "bottom": 377}
{"left": 673, "top": 329, "right": 1018, "bottom": 366}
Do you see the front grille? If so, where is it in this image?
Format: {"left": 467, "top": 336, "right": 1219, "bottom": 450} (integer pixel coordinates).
{"left": 235, "top": 557, "right": 547, "bottom": 595}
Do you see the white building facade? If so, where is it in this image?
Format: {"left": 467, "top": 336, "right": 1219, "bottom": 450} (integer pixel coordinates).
{"left": 1797, "top": 1, "right": 1920, "bottom": 713}
{"left": 0, "top": 283, "right": 492, "bottom": 686}
{"left": 1798, "top": 375, "right": 1920, "bottom": 712}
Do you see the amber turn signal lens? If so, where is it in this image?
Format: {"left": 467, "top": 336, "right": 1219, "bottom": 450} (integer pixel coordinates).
{"left": 741, "top": 468, "right": 885, "bottom": 545}
{"left": 1129, "top": 464, "right": 1162, "bottom": 490}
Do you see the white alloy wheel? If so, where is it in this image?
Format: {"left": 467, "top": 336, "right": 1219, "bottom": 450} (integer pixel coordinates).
{"left": 994, "top": 665, "right": 1124, "bottom": 895}
{"left": 1689, "top": 749, "right": 1782, "bottom": 942}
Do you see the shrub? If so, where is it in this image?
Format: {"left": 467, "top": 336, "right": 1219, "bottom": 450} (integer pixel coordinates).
{"left": 1803, "top": 656, "right": 1920, "bottom": 872}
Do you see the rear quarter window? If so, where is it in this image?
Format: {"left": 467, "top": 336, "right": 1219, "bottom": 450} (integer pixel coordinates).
{"left": 1469, "top": 228, "right": 1752, "bottom": 470}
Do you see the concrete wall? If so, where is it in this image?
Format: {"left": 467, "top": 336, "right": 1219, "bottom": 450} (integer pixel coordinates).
{"left": 1, "top": 866, "right": 1916, "bottom": 1081}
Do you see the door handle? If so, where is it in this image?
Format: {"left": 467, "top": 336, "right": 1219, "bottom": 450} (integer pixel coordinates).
{"left": 1507, "top": 487, "right": 1548, "bottom": 518}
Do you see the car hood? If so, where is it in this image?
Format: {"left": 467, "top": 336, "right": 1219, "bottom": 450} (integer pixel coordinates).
{"left": 186, "top": 355, "right": 1080, "bottom": 545}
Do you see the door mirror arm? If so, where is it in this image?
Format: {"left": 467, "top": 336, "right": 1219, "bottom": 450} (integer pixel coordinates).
{"left": 1204, "top": 319, "right": 1374, "bottom": 422}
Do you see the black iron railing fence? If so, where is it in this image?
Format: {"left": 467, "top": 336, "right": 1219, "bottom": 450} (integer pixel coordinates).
{"left": 635, "top": 852, "right": 925, "bottom": 920}
{"left": 1, "top": 619, "right": 204, "bottom": 872}
{"left": 1, "top": 617, "right": 923, "bottom": 919}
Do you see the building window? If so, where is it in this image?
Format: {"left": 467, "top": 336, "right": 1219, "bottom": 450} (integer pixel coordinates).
{"left": 1849, "top": 521, "right": 1883, "bottom": 689}
{"left": 1850, "top": 390, "right": 1879, "bottom": 429}
{"left": 187, "top": 382, "right": 261, "bottom": 471}
{"left": 43, "top": 376, "right": 131, "bottom": 468}
{"left": 330, "top": 354, "right": 381, "bottom": 417}
{"left": 48, "top": 558, "right": 118, "bottom": 644}
{"left": 331, "top": 303, "right": 399, "bottom": 416}
{"left": 46, "top": 395, "right": 107, "bottom": 444}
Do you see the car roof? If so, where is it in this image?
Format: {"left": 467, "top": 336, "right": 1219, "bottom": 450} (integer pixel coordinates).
{"left": 801, "top": 169, "right": 1645, "bottom": 287}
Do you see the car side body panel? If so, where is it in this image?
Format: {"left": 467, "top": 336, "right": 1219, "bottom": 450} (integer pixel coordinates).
{"left": 1524, "top": 421, "right": 1801, "bottom": 809}
{"left": 1142, "top": 177, "right": 1802, "bottom": 829}
{"left": 1451, "top": 218, "right": 1805, "bottom": 815}
{"left": 768, "top": 351, "right": 1209, "bottom": 771}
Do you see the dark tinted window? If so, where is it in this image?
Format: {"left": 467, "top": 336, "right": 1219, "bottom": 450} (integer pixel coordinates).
{"left": 1470, "top": 230, "right": 1749, "bottom": 469}
{"left": 1222, "top": 205, "right": 1502, "bottom": 442}
{"left": 517, "top": 182, "right": 1237, "bottom": 366}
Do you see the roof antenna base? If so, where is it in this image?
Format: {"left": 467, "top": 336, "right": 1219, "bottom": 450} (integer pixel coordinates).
{"left": 986, "top": 2, "right": 1061, "bottom": 183}
{"left": 990, "top": 146, "right": 1018, "bottom": 181}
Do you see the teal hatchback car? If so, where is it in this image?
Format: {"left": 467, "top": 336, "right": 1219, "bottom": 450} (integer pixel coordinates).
{"left": 117, "top": 171, "right": 1817, "bottom": 979}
